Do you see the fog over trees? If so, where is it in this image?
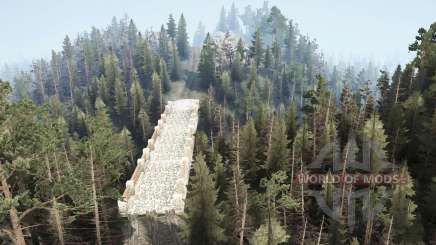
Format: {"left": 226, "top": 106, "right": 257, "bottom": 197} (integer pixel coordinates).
{"left": 1, "top": 1, "right": 436, "bottom": 244}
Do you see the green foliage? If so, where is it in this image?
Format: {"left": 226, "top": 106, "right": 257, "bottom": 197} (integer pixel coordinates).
{"left": 266, "top": 117, "right": 289, "bottom": 173}
{"left": 176, "top": 14, "right": 190, "bottom": 60}
{"left": 160, "top": 58, "right": 172, "bottom": 92}
{"left": 159, "top": 25, "right": 171, "bottom": 62}
{"left": 149, "top": 72, "right": 162, "bottom": 123}
{"left": 184, "top": 153, "right": 224, "bottom": 245}
{"left": 240, "top": 119, "right": 259, "bottom": 185}
{"left": 167, "top": 14, "right": 177, "bottom": 40}
{"left": 198, "top": 34, "right": 216, "bottom": 89}
{"left": 362, "top": 114, "right": 388, "bottom": 172}
{"left": 251, "top": 216, "right": 289, "bottom": 245}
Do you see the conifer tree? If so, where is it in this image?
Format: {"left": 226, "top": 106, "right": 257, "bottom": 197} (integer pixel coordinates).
{"left": 170, "top": 41, "right": 181, "bottom": 81}
{"left": 286, "top": 99, "right": 297, "bottom": 146}
{"left": 176, "top": 14, "right": 190, "bottom": 60}
{"left": 160, "top": 58, "right": 171, "bottom": 92}
{"left": 225, "top": 123, "right": 250, "bottom": 244}
{"left": 362, "top": 113, "right": 388, "bottom": 172}
{"left": 337, "top": 83, "right": 358, "bottom": 150}
{"left": 127, "top": 19, "right": 138, "bottom": 48}
{"left": 167, "top": 14, "right": 177, "bottom": 40}
{"left": 227, "top": 3, "right": 241, "bottom": 33}
{"left": 240, "top": 119, "right": 259, "bottom": 185}
{"left": 103, "top": 49, "right": 121, "bottom": 107}
{"left": 220, "top": 71, "right": 232, "bottom": 99}
{"left": 114, "top": 77, "right": 127, "bottom": 118}
{"left": 84, "top": 98, "right": 128, "bottom": 245}
{"left": 266, "top": 116, "right": 289, "bottom": 173}
{"left": 284, "top": 20, "right": 297, "bottom": 64}
{"left": 62, "top": 35, "right": 76, "bottom": 103}
{"left": 377, "top": 70, "right": 391, "bottom": 121}
{"left": 143, "top": 39, "right": 154, "bottom": 84}
{"left": 251, "top": 217, "right": 289, "bottom": 245}
{"left": 236, "top": 38, "right": 245, "bottom": 60}
{"left": 193, "top": 22, "right": 206, "bottom": 47}
{"left": 149, "top": 72, "right": 163, "bottom": 123}
{"left": 198, "top": 34, "right": 216, "bottom": 89}
{"left": 389, "top": 166, "right": 419, "bottom": 243}
{"left": 249, "top": 30, "right": 263, "bottom": 68}
{"left": 184, "top": 153, "right": 224, "bottom": 245}
{"left": 159, "top": 25, "right": 171, "bottom": 63}
{"left": 129, "top": 69, "right": 146, "bottom": 126}
{"left": 245, "top": 63, "right": 257, "bottom": 118}
{"left": 138, "top": 108, "right": 151, "bottom": 142}
{"left": 231, "top": 52, "right": 243, "bottom": 83}
{"left": 216, "top": 6, "right": 228, "bottom": 32}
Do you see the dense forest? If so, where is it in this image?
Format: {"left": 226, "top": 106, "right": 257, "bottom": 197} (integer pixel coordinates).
{"left": 1, "top": 2, "right": 436, "bottom": 245}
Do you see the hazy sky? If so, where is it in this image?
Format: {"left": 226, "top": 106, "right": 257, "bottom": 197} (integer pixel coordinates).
{"left": 1, "top": 0, "right": 435, "bottom": 67}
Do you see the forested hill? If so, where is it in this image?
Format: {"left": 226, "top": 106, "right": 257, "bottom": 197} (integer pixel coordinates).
{"left": 1, "top": 2, "right": 436, "bottom": 245}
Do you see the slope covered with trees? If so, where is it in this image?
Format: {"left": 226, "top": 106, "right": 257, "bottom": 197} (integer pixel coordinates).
{"left": 1, "top": 2, "right": 435, "bottom": 245}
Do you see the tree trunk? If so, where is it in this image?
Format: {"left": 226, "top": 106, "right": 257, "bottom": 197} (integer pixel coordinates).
{"left": 239, "top": 191, "right": 247, "bottom": 245}
{"left": 66, "top": 60, "right": 75, "bottom": 104}
{"left": 385, "top": 216, "right": 393, "bottom": 245}
{"left": 290, "top": 142, "right": 295, "bottom": 194}
{"left": 340, "top": 143, "right": 350, "bottom": 216}
{"left": 301, "top": 217, "right": 307, "bottom": 245}
{"left": 46, "top": 153, "right": 65, "bottom": 245}
{"left": 317, "top": 216, "right": 325, "bottom": 245}
{"left": 0, "top": 163, "right": 26, "bottom": 245}
{"left": 89, "top": 145, "right": 102, "bottom": 245}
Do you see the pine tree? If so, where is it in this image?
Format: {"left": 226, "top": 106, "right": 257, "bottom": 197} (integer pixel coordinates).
{"left": 251, "top": 217, "right": 289, "bottom": 245}
{"left": 114, "top": 76, "right": 127, "bottom": 118}
{"left": 362, "top": 113, "right": 388, "bottom": 172}
{"left": 138, "top": 108, "right": 151, "bottom": 142}
{"left": 266, "top": 116, "right": 289, "bottom": 173}
{"left": 249, "top": 30, "right": 263, "bottom": 68}
{"left": 167, "top": 14, "right": 177, "bottom": 40}
{"left": 129, "top": 69, "right": 146, "bottom": 127}
{"left": 225, "top": 124, "right": 250, "bottom": 244}
{"left": 236, "top": 38, "right": 245, "bottom": 60}
{"left": 13, "top": 71, "right": 32, "bottom": 100}
{"left": 377, "top": 70, "right": 390, "bottom": 121}
{"left": 184, "top": 153, "right": 224, "bottom": 245}
{"left": 160, "top": 58, "right": 171, "bottom": 92}
{"left": 193, "top": 22, "right": 206, "bottom": 47}
{"left": 85, "top": 99, "right": 129, "bottom": 244}
{"left": 216, "top": 6, "right": 228, "bottom": 32}
{"left": 264, "top": 46, "right": 272, "bottom": 71}
{"left": 103, "top": 49, "right": 121, "bottom": 107}
{"left": 245, "top": 63, "right": 257, "bottom": 118}
{"left": 240, "top": 119, "right": 259, "bottom": 185}
{"left": 62, "top": 35, "right": 76, "bottom": 103}
{"left": 220, "top": 71, "right": 232, "bottom": 99}
{"left": 0, "top": 81, "right": 27, "bottom": 245}
{"left": 176, "top": 14, "right": 190, "bottom": 60}
{"left": 389, "top": 166, "right": 419, "bottom": 243}
{"left": 227, "top": 3, "right": 241, "bottom": 33}
{"left": 149, "top": 72, "right": 163, "bottom": 123}
{"left": 284, "top": 20, "right": 297, "bottom": 64}
{"left": 170, "top": 41, "right": 181, "bottom": 81}
{"left": 337, "top": 83, "right": 358, "bottom": 150}
{"left": 198, "top": 34, "right": 216, "bottom": 89}
{"left": 127, "top": 19, "right": 138, "bottom": 48}
{"left": 159, "top": 25, "right": 171, "bottom": 62}
{"left": 231, "top": 52, "right": 243, "bottom": 83}
{"left": 143, "top": 39, "right": 154, "bottom": 84}
{"left": 390, "top": 65, "right": 403, "bottom": 105}
{"left": 286, "top": 99, "right": 297, "bottom": 146}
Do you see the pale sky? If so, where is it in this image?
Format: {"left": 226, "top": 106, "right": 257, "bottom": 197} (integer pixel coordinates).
{"left": 1, "top": 0, "right": 435, "bottom": 67}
